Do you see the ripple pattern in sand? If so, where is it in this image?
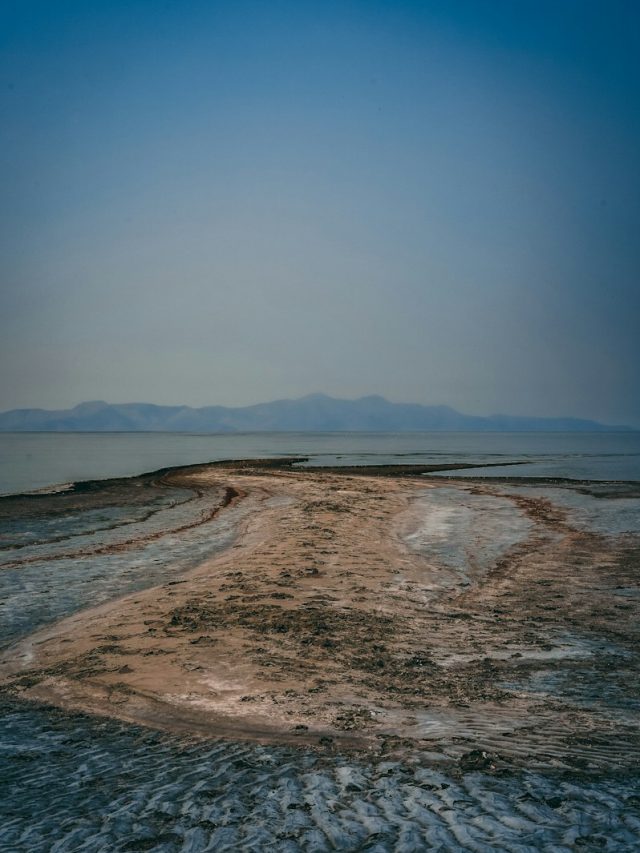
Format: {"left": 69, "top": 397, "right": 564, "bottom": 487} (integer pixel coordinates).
{"left": 1, "top": 698, "right": 639, "bottom": 853}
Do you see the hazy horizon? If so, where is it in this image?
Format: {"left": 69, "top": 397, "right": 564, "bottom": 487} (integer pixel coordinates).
{"left": 2, "top": 1, "right": 639, "bottom": 426}
{"left": 0, "top": 391, "right": 635, "bottom": 431}
{"left": 2, "top": 391, "right": 637, "bottom": 428}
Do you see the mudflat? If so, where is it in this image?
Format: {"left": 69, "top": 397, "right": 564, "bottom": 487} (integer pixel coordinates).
{"left": 2, "top": 461, "right": 639, "bottom": 773}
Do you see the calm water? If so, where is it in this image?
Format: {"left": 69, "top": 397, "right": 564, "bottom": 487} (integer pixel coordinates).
{"left": 1, "top": 431, "right": 639, "bottom": 494}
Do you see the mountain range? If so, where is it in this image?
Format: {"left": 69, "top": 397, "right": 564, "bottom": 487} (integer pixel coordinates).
{"left": 0, "top": 394, "right": 630, "bottom": 432}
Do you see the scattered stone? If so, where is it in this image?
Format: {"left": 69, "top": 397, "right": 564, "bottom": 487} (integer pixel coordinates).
{"left": 459, "top": 750, "right": 498, "bottom": 772}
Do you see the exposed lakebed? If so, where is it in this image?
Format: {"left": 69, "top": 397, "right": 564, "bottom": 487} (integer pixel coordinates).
{"left": 1, "top": 460, "right": 639, "bottom": 851}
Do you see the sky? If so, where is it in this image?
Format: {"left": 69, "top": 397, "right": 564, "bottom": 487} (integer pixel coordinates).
{"left": 1, "top": 0, "right": 639, "bottom": 426}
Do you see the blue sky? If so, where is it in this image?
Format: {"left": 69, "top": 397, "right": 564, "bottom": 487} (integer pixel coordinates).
{"left": 1, "top": 1, "right": 639, "bottom": 425}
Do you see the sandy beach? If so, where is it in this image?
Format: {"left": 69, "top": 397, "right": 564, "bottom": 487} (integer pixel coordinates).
{"left": 2, "top": 459, "right": 639, "bottom": 775}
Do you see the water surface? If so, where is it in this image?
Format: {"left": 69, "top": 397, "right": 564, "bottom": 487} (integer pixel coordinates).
{"left": 2, "top": 431, "right": 639, "bottom": 495}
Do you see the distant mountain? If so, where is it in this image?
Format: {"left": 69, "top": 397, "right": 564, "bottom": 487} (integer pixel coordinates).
{"left": 0, "top": 394, "right": 631, "bottom": 432}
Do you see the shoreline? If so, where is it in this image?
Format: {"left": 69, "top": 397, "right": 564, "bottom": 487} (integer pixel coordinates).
{"left": 3, "top": 452, "right": 639, "bottom": 506}
{"left": 0, "top": 455, "right": 531, "bottom": 501}
{"left": 2, "top": 460, "right": 639, "bottom": 773}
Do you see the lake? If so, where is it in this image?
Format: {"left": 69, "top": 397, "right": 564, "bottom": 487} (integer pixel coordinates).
{"left": 1, "top": 430, "right": 639, "bottom": 495}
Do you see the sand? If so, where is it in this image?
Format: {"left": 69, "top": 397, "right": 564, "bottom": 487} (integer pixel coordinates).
{"left": 2, "top": 461, "right": 639, "bottom": 772}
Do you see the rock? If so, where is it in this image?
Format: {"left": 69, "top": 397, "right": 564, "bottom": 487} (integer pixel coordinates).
{"left": 459, "top": 749, "right": 497, "bottom": 772}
